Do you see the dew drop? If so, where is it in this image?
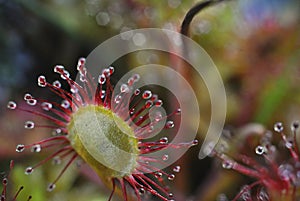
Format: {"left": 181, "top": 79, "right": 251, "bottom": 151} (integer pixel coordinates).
{"left": 100, "top": 90, "right": 106, "bottom": 99}
{"left": 127, "top": 77, "right": 135, "bottom": 86}
{"left": 240, "top": 185, "right": 251, "bottom": 200}
{"left": 47, "top": 183, "right": 56, "bottom": 192}
{"left": 154, "top": 111, "right": 163, "bottom": 122}
{"left": 120, "top": 84, "right": 129, "bottom": 93}
{"left": 278, "top": 163, "right": 294, "bottom": 181}
{"left": 162, "top": 154, "right": 169, "bottom": 161}
{"left": 159, "top": 137, "right": 168, "bottom": 144}
{"left": 155, "top": 172, "right": 163, "bottom": 178}
{"left": 53, "top": 128, "right": 62, "bottom": 136}
{"left": 108, "top": 66, "right": 114, "bottom": 75}
{"left": 291, "top": 121, "right": 299, "bottom": 132}
{"left": 25, "top": 167, "right": 33, "bottom": 175}
{"left": 166, "top": 121, "right": 174, "bottom": 129}
{"left": 41, "top": 102, "right": 52, "bottom": 111}
{"left": 102, "top": 68, "right": 110, "bottom": 77}
{"left": 24, "top": 121, "right": 35, "bottom": 129}
{"left": 61, "top": 100, "right": 70, "bottom": 109}
{"left": 2, "top": 178, "right": 8, "bottom": 185}
{"left": 222, "top": 159, "right": 234, "bottom": 169}
{"left": 148, "top": 125, "right": 154, "bottom": 133}
{"left": 133, "top": 74, "right": 140, "bottom": 82}
{"left": 139, "top": 187, "right": 145, "bottom": 195}
{"left": 168, "top": 193, "right": 174, "bottom": 198}
{"left": 255, "top": 145, "right": 266, "bottom": 155}
{"left": 52, "top": 156, "right": 61, "bottom": 165}
{"left": 168, "top": 174, "right": 175, "bottom": 180}
{"left": 98, "top": 74, "right": 106, "bottom": 84}
{"left": 24, "top": 93, "right": 32, "bottom": 101}
{"left": 7, "top": 101, "right": 17, "bottom": 110}
{"left": 31, "top": 144, "right": 41, "bottom": 153}
{"left": 114, "top": 95, "right": 122, "bottom": 104}
{"left": 151, "top": 94, "right": 158, "bottom": 102}
{"left": 53, "top": 80, "right": 61, "bottom": 88}
{"left": 78, "top": 69, "right": 86, "bottom": 78}
{"left": 134, "top": 88, "right": 141, "bottom": 96}
{"left": 54, "top": 65, "right": 64, "bottom": 73}
{"left": 175, "top": 108, "right": 181, "bottom": 115}
{"left": 27, "top": 99, "right": 37, "bottom": 106}
{"left": 77, "top": 58, "right": 86, "bottom": 67}
{"left": 155, "top": 99, "right": 163, "bottom": 107}
{"left": 38, "top": 75, "right": 47, "bottom": 87}
{"left": 274, "top": 122, "right": 284, "bottom": 133}
{"left": 192, "top": 139, "right": 199, "bottom": 146}
{"left": 145, "top": 100, "right": 153, "bottom": 108}
{"left": 80, "top": 74, "right": 87, "bottom": 82}
{"left": 129, "top": 108, "right": 135, "bottom": 115}
{"left": 173, "top": 165, "right": 181, "bottom": 173}
{"left": 77, "top": 63, "right": 85, "bottom": 72}
{"left": 70, "top": 85, "right": 78, "bottom": 94}
{"left": 16, "top": 144, "right": 25, "bottom": 152}
{"left": 285, "top": 140, "right": 293, "bottom": 149}
{"left": 258, "top": 188, "right": 269, "bottom": 201}
{"left": 142, "top": 90, "right": 152, "bottom": 99}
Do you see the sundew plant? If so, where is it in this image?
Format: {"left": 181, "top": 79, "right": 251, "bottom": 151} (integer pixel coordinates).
{"left": 212, "top": 122, "right": 300, "bottom": 201}
{"left": 8, "top": 58, "right": 198, "bottom": 200}
{"left": 1, "top": 0, "right": 300, "bottom": 201}
{"left": 1, "top": 161, "right": 32, "bottom": 201}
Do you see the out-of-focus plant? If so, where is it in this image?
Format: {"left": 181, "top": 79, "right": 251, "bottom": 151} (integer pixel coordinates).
{"left": 1, "top": 161, "right": 32, "bottom": 201}
{"left": 209, "top": 121, "right": 300, "bottom": 201}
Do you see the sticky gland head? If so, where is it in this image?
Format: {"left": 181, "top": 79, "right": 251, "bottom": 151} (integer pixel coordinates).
{"left": 68, "top": 105, "right": 139, "bottom": 179}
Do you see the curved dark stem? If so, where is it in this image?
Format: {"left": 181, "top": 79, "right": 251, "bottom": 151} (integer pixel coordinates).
{"left": 180, "top": 0, "right": 226, "bottom": 36}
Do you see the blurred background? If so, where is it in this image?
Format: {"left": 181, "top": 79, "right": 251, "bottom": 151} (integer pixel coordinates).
{"left": 0, "top": 0, "right": 300, "bottom": 200}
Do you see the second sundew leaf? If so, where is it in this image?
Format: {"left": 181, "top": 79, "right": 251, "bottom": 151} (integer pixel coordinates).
{"left": 254, "top": 72, "right": 290, "bottom": 124}
{"left": 11, "top": 165, "right": 46, "bottom": 201}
